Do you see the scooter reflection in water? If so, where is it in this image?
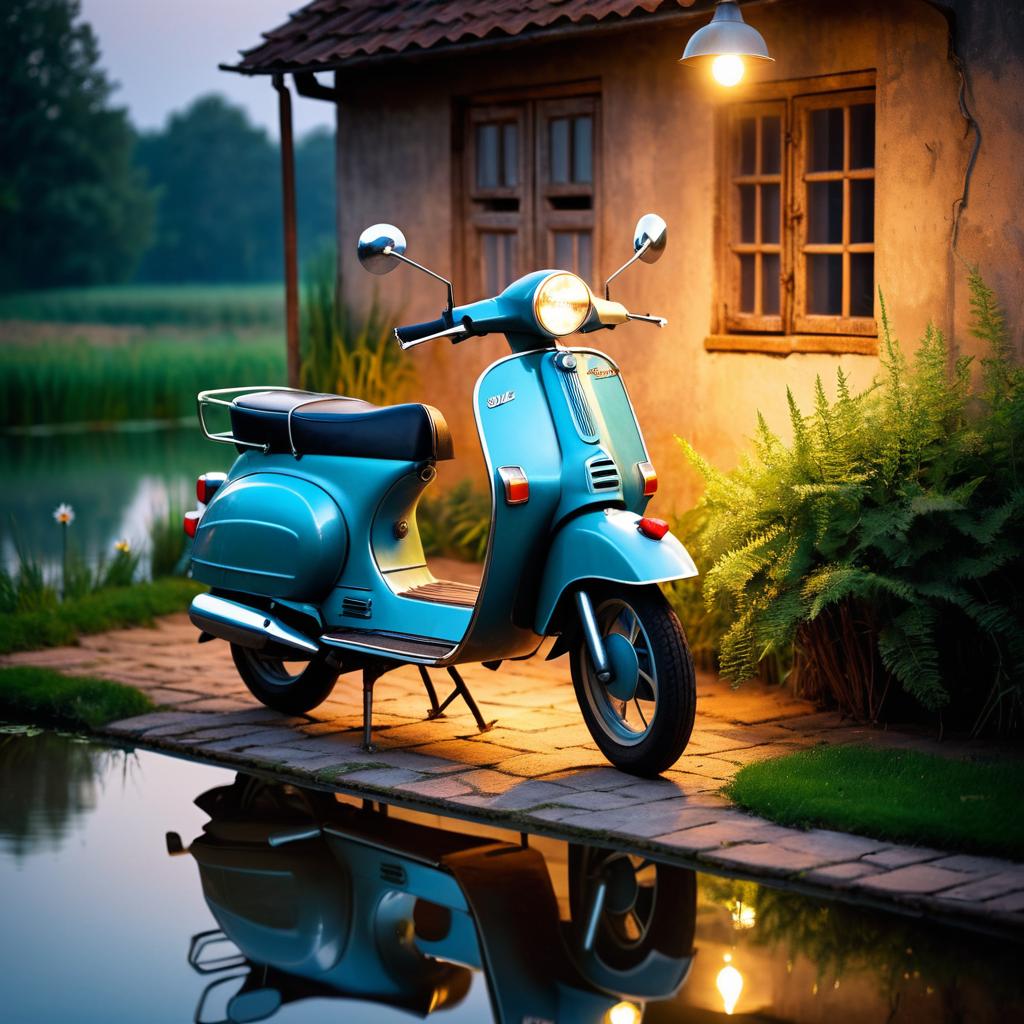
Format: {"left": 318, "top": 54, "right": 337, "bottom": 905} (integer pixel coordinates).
{"left": 166, "top": 775, "right": 697, "bottom": 1024}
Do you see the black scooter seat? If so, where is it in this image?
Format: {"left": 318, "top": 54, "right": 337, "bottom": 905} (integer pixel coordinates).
{"left": 230, "top": 390, "right": 454, "bottom": 462}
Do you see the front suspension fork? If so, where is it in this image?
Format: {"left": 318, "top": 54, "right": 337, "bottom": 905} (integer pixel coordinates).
{"left": 575, "top": 590, "right": 612, "bottom": 684}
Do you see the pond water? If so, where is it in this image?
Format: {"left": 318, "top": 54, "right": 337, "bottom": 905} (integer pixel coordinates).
{"left": 0, "top": 425, "right": 229, "bottom": 573}
{"left": 1, "top": 729, "right": 1021, "bottom": 1024}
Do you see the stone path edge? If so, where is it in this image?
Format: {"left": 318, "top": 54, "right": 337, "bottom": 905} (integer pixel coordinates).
{"left": 111, "top": 725, "right": 1024, "bottom": 941}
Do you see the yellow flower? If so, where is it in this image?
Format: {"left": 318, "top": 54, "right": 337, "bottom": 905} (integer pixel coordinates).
{"left": 114, "top": 539, "right": 131, "bottom": 553}
{"left": 53, "top": 503, "right": 75, "bottom": 525}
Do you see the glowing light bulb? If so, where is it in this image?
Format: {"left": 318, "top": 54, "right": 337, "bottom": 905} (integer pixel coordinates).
{"left": 607, "top": 1001, "right": 642, "bottom": 1024}
{"left": 717, "top": 962, "right": 744, "bottom": 1015}
{"left": 712, "top": 54, "right": 745, "bottom": 86}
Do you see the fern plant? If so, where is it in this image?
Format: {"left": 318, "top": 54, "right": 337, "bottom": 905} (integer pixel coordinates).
{"left": 681, "top": 272, "right": 1024, "bottom": 732}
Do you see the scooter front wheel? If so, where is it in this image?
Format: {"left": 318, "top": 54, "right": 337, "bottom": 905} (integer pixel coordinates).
{"left": 231, "top": 644, "right": 339, "bottom": 715}
{"left": 570, "top": 586, "right": 696, "bottom": 777}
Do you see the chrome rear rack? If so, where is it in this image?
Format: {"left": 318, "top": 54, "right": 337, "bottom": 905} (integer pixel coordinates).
{"left": 196, "top": 385, "right": 305, "bottom": 453}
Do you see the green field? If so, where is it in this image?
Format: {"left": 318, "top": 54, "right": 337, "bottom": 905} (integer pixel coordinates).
{"left": 0, "top": 283, "right": 283, "bottom": 328}
{"left": 0, "top": 284, "right": 289, "bottom": 427}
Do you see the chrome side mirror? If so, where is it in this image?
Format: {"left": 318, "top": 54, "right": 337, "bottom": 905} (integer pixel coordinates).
{"left": 634, "top": 213, "right": 668, "bottom": 265}
{"left": 357, "top": 223, "right": 406, "bottom": 275}
{"left": 604, "top": 212, "right": 669, "bottom": 299}
{"left": 356, "top": 222, "right": 455, "bottom": 311}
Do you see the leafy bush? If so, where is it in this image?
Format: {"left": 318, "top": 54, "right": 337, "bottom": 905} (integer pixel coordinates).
{"left": 681, "top": 273, "right": 1024, "bottom": 732}
{"left": 299, "top": 250, "right": 416, "bottom": 406}
{"left": 418, "top": 480, "right": 491, "bottom": 562}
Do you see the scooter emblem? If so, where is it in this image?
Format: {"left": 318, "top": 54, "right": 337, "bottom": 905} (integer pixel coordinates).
{"left": 486, "top": 390, "right": 516, "bottom": 409}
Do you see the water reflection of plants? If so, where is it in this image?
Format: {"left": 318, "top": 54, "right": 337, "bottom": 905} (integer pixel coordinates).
{"left": 0, "top": 729, "right": 134, "bottom": 860}
{"left": 699, "top": 875, "right": 1023, "bottom": 1007}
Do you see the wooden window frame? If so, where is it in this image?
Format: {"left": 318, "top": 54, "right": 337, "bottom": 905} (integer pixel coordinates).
{"left": 458, "top": 84, "right": 600, "bottom": 299}
{"left": 713, "top": 71, "right": 877, "bottom": 349}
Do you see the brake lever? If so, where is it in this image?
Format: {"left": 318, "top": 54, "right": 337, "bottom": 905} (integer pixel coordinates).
{"left": 626, "top": 312, "right": 668, "bottom": 327}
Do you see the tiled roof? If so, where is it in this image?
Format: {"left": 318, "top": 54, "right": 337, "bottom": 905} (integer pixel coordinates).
{"left": 228, "top": 0, "right": 701, "bottom": 74}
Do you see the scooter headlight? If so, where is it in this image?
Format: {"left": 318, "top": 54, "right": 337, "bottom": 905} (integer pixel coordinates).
{"left": 534, "top": 273, "right": 592, "bottom": 337}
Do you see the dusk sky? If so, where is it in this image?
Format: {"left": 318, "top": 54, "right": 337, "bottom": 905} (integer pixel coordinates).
{"left": 81, "top": 0, "right": 335, "bottom": 138}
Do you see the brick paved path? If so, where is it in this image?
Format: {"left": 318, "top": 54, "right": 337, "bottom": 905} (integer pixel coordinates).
{"left": 5, "top": 575, "right": 1023, "bottom": 932}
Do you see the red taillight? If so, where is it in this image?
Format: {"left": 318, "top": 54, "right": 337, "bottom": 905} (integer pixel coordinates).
{"left": 197, "top": 472, "right": 227, "bottom": 504}
{"left": 637, "top": 516, "right": 670, "bottom": 540}
{"left": 183, "top": 510, "right": 202, "bottom": 538}
{"left": 637, "top": 461, "right": 658, "bottom": 497}
{"left": 497, "top": 465, "right": 530, "bottom": 505}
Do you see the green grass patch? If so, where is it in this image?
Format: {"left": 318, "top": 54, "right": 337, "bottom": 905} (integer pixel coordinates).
{"left": 0, "top": 334, "right": 285, "bottom": 427}
{"left": 0, "top": 283, "right": 283, "bottom": 328}
{"left": 0, "top": 666, "right": 153, "bottom": 730}
{"left": 0, "top": 577, "right": 204, "bottom": 655}
{"left": 725, "top": 744, "right": 1024, "bottom": 859}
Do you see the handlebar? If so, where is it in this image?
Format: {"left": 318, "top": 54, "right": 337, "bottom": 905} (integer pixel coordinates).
{"left": 394, "top": 316, "right": 451, "bottom": 345}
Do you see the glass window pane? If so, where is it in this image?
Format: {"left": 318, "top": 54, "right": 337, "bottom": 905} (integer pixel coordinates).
{"left": 577, "top": 231, "right": 592, "bottom": 284}
{"left": 762, "top": 252, "right": 780, "bottom": 315}
{"left": 850, "top": 103, "right": 875, "bottom": 169}
{"left": 738, "top": 117, "right": 756, "bottom": 175}
{"left": 550, "top": 118, "right": 569, "bottom": 183}
{"left": 554, "top": 231, "right": 574, "bottom": 270}
{"left": 850, "top": 252, "right": 874, "bottom": 317}
{"left": 572, "top": 116, "right": 593, "bottom": 183}
{"left": 808, "top": 107, "right": 844, "bottom": 172}
{"left": 482, "top": 232, "right": 515, "bottom": 295}
{"left": 850, "top": 179, "right": 874, "bottom": 243}
{"left": 477, "top": 124, "right": 499, "bottom": 189}
{"left": 807, "top": 180, "right": 844, "bottom": 244}
{"left": 807, "top": 253, "right": 843, "bottom": 315}
{"left": 761, "top": 183, "right": 780, "bottom": 245}
{"left": 739, "top": 184, "right": 756, "bottom": 243}
{"left": 761, "top": 115, "right": 781, "bottom": 175}
{"left": 502, "top": 122, "right": 518, "bottom": 187}
{"left": 739, "top": 254, "right": 756, "bottom": 312}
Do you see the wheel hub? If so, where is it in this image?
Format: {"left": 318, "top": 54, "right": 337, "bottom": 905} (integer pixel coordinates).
{"left": 603, "top": 632, "right": 640, "bottom": 702}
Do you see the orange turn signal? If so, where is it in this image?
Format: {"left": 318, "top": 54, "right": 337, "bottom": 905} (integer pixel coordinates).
{"left": 637, "top": 460, "right": 658, "bottom": 497}
{"left": 497, "top": 465, "right": 530, "bottom": 505}
{"left": 637, "top": 516, "right": 670, "bottom": 540}
{"left": 183, "top": 510, "right": 202, "bottom": 538}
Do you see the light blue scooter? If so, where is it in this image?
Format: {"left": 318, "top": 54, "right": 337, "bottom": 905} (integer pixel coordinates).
{"left": 186, "top": 214, "right": 698, "bottom": 776}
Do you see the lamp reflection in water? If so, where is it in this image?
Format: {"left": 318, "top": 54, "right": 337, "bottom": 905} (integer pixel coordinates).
{"left": 716, "top": 953, "right": 744, "bottom": 1015}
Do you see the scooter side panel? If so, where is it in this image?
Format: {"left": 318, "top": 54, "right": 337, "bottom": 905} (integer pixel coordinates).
{"left": 452, "top": 350, "right": 562, "bottom": 664}
{"left": 534, "top": 508, "right": 699, "bottom": 634}
{"left": 191, "top": 473, "right": 348, "bottom": 601}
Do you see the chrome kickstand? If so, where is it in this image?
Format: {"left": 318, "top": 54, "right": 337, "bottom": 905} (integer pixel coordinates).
{"left": 361, "top": 661, "right": 393, "bottom": 752}
{"left": 419, "top": 665, "right": 496, "bottom": 733}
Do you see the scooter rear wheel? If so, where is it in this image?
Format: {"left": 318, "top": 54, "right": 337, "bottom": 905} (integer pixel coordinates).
{"left": 570, "top": 586, "right": 696, "bottom": 777}
{"left": 231, "top": 644, "right": 339, "bottom": 715}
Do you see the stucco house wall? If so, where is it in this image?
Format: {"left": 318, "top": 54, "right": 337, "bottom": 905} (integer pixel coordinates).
{"left": 331, "top": 0, "right": 1023, "bottom": 511}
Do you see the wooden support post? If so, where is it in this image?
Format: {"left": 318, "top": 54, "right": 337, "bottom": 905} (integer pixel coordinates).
{"left": 273, "top": 73, "right": 300, "bottom": 389}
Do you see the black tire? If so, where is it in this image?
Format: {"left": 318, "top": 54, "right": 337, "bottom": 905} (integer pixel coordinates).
{"left": 568, "top": 845, "right": 697, "bottom": 972}
{"left": 570, "top": 585, "right": 696, "bottom": 777}
{"left": 230, "top": 643, "right": 339, "bottom": 715}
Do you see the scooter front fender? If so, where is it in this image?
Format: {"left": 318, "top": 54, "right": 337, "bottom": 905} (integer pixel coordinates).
{"left": 535, "top": 509, "right": 698, "bottom": 634}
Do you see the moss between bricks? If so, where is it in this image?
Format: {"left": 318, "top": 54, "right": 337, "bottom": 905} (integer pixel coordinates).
{"left": 0, "top": 578, "right": 205, "bottom": 655}
{"left": 725, "top": 744, "right": 1024, "bottom": 860}
{"left": 0, "top": 666, "right": 153, "bottom": 731}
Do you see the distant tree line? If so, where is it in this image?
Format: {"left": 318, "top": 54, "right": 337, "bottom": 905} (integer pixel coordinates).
{"left": 0, "top": 0, "right": 335, "bottom": 292}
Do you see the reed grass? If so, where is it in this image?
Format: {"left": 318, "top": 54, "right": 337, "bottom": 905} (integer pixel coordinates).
{"left": 0, "top": 284, "right": 283, "bottom": 328}
{"left": 1, "top": 335, "right": 285, "bottom": 427}
{"left": 299, "top": 250, "right": 415, "bottom": 405}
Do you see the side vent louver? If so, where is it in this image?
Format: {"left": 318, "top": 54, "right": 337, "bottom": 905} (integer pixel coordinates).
{"left": 587, "top": 454, "right": 621, "bottom": 493}
{"left": 380, "top": 862, "right": 407, "bottom": 885}
{"left": 341, "top": 596, "right": 372, "bottom": 619}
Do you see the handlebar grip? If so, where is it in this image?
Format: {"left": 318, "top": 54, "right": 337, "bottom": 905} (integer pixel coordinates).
{"left": 394, "top": 317, "right": 450, "bottom": 345}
